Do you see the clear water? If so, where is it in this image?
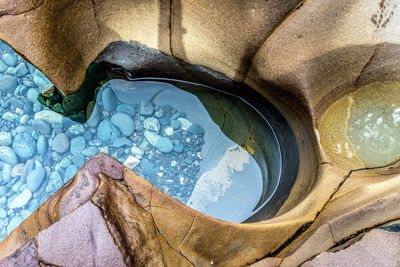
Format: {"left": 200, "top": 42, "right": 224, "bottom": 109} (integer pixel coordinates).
{"left": 0, "top": 41, "right": 280, "bottom": 241}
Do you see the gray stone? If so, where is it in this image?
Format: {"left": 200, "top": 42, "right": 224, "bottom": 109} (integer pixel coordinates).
{"left": 15, "top": 62, "right": 29, "bottom": 77}
{"left": 111, "top": 112, "right": 135, "bottom": 136}
{"left": 102, "top": 86, "right": 118, "bottom": 112}
{"left": 7, "top": 216, "right": 23, "bottom": 235}
{"left": 116, "top": 104, "right": 136, "bottom": 116}
{"left": 52, "top": 133, "right": 70, "bottom": 153}
{"left": 26, "top": 167, "right": 45, "bottom": 192}
{"left": 155, "top": 137, "right": 173, "bottom": 153}
{"left": 26, "top": 88, "right": 39, "bottom": 102}
{"left": 139, "top": 100, "right": 154, "bottom": 115}
{"left": 37, "top": 135, "right": 47, "bottom": 155}
{"left": 0, "top": 75, "right": 18, "bottom": 94}
{"left": 143, "top": 117, "right": 160, "bottom": 132}
{"left": 81, "top": 146, "right": 98, "bottom": 157}
{"left": 143, "top": 130, "right": 160, "bottom": 146}
{"left": 0, "top": 131, "right": 12, "bottom": 146}
{"left": 2, "top": 53, "right": 17, "bottom": 67}
{"left": 70, "top": 136, "right": 86, "bottom": 154}
{"left": 32, "top": 119, "right": 51, "bottom": 135}
{"left": 64, "top": 165, "right": 78, "bottom": 182}
{"left": 97, "top": 120, "right": 121, "bottom": 143}
{"left": 0, "top": 146, "right": 18, "bottom": 165}
{"left": 12, "top": 133, "right": 37, "bottom": 160}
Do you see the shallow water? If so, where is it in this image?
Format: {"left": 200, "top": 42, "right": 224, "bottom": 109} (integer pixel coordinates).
{"left": 0, "top": 41, "right": 281, "bottom": 241}
{"left": 319, "top": 81, "right": 400, "bottom": 168}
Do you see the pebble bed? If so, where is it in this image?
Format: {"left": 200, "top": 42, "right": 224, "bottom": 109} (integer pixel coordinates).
{"left": 0, "top": 45, "right": 205, "bottom": 241}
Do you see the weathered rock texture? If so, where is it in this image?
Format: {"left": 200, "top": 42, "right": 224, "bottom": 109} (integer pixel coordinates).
{"left": 0, "top": 0, "right": 400, "bottom": 266}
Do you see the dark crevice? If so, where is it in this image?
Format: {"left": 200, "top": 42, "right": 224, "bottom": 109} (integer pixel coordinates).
{"left": 0, "top": 0, "right": 44, "bottom": 17}
{"left": 354, "top": 0, "right": 384, "bottom": 87}
{"left": 90, "top": 0, "right": 100, "bottom": 35}
{"left": 119, "top": 180, "right": 195, "bottom": 266}
{"left": 179, "top": 214, "right": 196, "bottom": 246}
{"left": 242, "top": 0, "right": 309, "bottom": 82}
{"left": 261, "top": 157, "right": 400, "bottom": 260}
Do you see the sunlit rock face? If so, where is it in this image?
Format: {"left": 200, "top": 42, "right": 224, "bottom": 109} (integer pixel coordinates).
{"left": 320, "top": 81, "right": 400, "bottom": 167}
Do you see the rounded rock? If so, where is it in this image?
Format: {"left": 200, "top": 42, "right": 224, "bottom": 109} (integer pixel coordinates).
{"left": 37, "top": 135, "right": 48, "bottom": 155}
{"left": 52, "top": 133, "right": 70, "bottom": 153}
{"left": 102, "top": 86, "right": 118, "bottom": 112}
{"left": 70, "top": 136, "right": 86, "bottom": 154}
{"left": 26, "top": 167, "right": 46, "bottom": 192}
{"left": 2, "top": 53, "right": 17, "bottom": 67}
{"left": 32, "top": 119, "right": 51, "bottom": 135}
{"left": 155, "top": 137, "right": 173, "bottom": 153}
{"left": 97, "top": 120, "right": 121, "bottom": 143}
{"left": 0, "top": 75, "right": 18, "bottom": 94}
{"left": 143, "top": 117, "right": 160, "bottom": 132}
{"left": 111, "top": 112, "right": 135, "bottom": 136}
{"left": 0, "top": 131, "right": 12, "bottom": 146}
{"left": 12, "top": 133, "right": 36, "bottom": 160}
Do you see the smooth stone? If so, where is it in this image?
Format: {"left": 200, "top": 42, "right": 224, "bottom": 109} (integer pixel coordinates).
{"left": 71, "top": 154, "right": 85, "bottom": 168}
{"left": 177, "top": 118, "right": 193, "bottom": 130}
{"left": 155, "top": 137, "right": 173, "bottom": 153}
{"left": 102, "top": 86, "right": 118, "bottom": 112}
{"left": 2, "top": 53, "right": 17, "bottom": 67}
{"left": 2, "top": 112, "right": 18, "bottom": 122}
{"left": 7, "top": 188, "right": 32, "bottom": 209}
{"left": 170, "top": 111, "right": 185, "bottom": 121}
{"left": 34, "top": 110, "right": 63, "bottom": 124}
{"left": 116, "top": 104, "right": 136, "bottom": 116}
{"left": 131, "top": 146, "right": 144, "bottom": 156}
{"left": 0, "top": 131, "right": 12, "bottom": 146}
{"left": 143, "top": 117, "right": 160, "bottom": 132}
{"left": 164, "top": 127, "right": 174, "bottom": 136}
{"left": 0, "top": 75, "right": 18, "bottom": 94}
{"left": 2, "top": 163, "right": 11, "bottom": 183}
{"left": 26, "top": 167, "right": 45, "bottom": 192}
{"left": 86, "top": 106, "right": 101, "bottom": 128}
{"left": 97, "top": 120, "right": 121, "bottom": 143}
{"left": 6, "top": 67, "right": 16, "bottom": 75}
{"left": 188, "top": 124, "right": 205, "bottom": 135}
{"left": 124, "top": 156, "right": 140, "bottom": 169}
{"left": 33, "top": 69, "right": 51, "bottom": 87}
{"left": 64, "top": 165, "right": 78, "bottom": 182}
{"left": 26, "top": 88, "right": 39, "bottom": 102}
{"left": 140, "top": 159, "right": 157, "bottom": 177}
{"left": 11, "top": 163, "right": 24, "bottom": 177}
{"left": 12, "top": 133, "right": 36, "bottom": 159}
{"left": 139, "top": 100, "right": 154, "bottom": 115}
{"left": 0, "top": 146, "right": 18, "bottom": 165}
{"left": 170, "top": 120, "right": 181, "bottom": 130}
{"left": 32, "top": 119, "right": 51, "bottom": 135}
{"left": 111, "top": 112, "right": 135, "bottom": 136}
{"left": 0, "top": 60, "right": 7, "bottom": 72}
{"left": 143, "top": 130, "right": 161, "bottom": 146}
{"left": 83, "top": 131, "right": 92, "bottom": 141}
{"left": 70, "top": 136, "right": 86, "bottom": 154}
{"left": 0, "top": 208, "right": 6, "bottom": 219}
{"left": 173, "top": 143, "right": 184, "bottom": 153}
{"left": 112, "top": 137, "right": 133, "bottom": 148}
{"left": 7, "top": 216, "right": 23, "bottom": 235}
{"left": 60, "top": 158, "right": 72, "bottom": 168}
{"left": 0, "top": 186, "right": 7, "bottom": 197}
{"left": 81, "top": 146, "right": 98, "bottom": 157}
{"left": 37, "top": 135, "right": 47, "bottom": 155}
{"left": 68, "top": 124, "right": 85, "bottom": 135}
{"left": 15, "top": 62, "right": 28, "bottom": 77}
{"left": 52, "top": 133, "right": 70, "bottom": 153}
{"left": 159, "top": 117, "right": 170, "bottom": 126}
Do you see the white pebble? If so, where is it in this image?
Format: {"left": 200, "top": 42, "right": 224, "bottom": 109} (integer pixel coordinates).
{"left": 164, "top": 127, "right": 174, "bottom": 136}
{"left": 123, "top": 156, "right": 140, "bottom": 169}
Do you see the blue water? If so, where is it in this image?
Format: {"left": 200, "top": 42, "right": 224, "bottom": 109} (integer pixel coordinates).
{"left": 0, "top": 41, "right": 266, "bottom": 242}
